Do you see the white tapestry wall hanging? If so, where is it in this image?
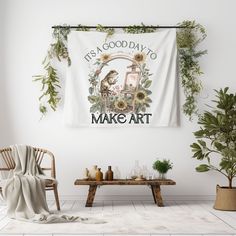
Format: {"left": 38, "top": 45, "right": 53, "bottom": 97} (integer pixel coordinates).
{"left": 64, "top": 29, "right": 178, "bottom": 127}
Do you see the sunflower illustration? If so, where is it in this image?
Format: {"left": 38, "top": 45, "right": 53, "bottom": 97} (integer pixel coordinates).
{"left": 134, "top": 90, "right": 148, "bottom": 104}
{"left": 134, "top": 53, "right": 146, "bottom": 63}
{"left": 114, "top": 99, "right": 128, "bottom": 111}
{"left": 100, "top": 53, "right": 111, "bottom": 62}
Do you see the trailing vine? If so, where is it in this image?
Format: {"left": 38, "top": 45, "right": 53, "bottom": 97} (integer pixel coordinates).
{"left": 177, "top": 21, "right": 207, "bottom": 119}
{"left": 34, "top": 21, "right": 207, "bottom": 120}
{"left": 33, "top": 64, "right": 61, "bottom": 116}
{"left": 50, "top": 26, "right": 71, "bottom": 66}
{"left": 33, "top": 26, "right": 71, "bottom": 116}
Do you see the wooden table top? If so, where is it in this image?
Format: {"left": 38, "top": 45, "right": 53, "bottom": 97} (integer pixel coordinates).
{"left": 74, "top": 179, "right": 176, "bottom": 186}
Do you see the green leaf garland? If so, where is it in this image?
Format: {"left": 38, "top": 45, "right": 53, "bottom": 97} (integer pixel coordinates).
{"left": 177, "top": 20, "right": 207, "bottom": 119}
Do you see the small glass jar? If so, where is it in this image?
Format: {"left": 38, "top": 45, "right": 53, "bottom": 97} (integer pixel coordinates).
{"left": 158, "top": 173, "right": 166, "bottom": 179}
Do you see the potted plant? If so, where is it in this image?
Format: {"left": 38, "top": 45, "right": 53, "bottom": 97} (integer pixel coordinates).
{"left": 191, "top": 87, "right": 236, "bottom": 210}
{"left": 152, "top": 159, "right": 173, "bottom": 179}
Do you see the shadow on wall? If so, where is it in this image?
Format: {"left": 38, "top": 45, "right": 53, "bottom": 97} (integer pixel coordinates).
{"left": 0, "top": 1, "right": 15, "bottom": 147}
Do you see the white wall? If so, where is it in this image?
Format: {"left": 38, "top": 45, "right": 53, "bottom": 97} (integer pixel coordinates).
{"left": 0, "top": 0, "right": 236, "bottom": 198}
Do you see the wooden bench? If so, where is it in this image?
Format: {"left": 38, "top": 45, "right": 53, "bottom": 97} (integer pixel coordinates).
{"left": 74, "top": 179, "right": 176, "bottom": 207}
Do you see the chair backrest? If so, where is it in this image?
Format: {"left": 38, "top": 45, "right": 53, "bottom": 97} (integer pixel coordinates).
{"left": 0, "top": 147, "right": 56, "bottom": 178}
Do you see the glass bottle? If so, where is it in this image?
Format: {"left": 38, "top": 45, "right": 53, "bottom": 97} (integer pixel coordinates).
{"left": 105, "top": 166, "right": 114, "bottom": 181}
{"left": 96, "top": 168, "right": 103, "bottom": 181}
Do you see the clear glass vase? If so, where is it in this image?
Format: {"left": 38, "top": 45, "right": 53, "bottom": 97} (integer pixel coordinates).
{"left": 130, "top": 160, "right": 142, "bottom": 179}
{"left": 158, "top": 173, "right": 166, "bottom": 179}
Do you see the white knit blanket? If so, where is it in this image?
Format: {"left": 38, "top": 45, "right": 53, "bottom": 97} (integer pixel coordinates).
{"left": 1, "top": 145, "right": 105, "bottom": 224}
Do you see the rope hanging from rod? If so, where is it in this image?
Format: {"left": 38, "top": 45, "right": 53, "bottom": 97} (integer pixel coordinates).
{"left": 51, "top": 25, "right": 192, "bottom": 29}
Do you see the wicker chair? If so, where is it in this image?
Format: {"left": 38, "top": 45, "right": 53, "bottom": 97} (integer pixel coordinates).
{"left": 0, "top": 147, "right": 60, "bottom": 211}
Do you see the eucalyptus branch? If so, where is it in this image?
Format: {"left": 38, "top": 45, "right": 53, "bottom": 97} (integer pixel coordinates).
{"left": 33, "top": 26, "right": 71, "bottom": 115}
{"left": 76, "top": 24, "right": 90, "bottom": 32}
{"left": 123, "top": 23, "right": 156, "bottom": 33}
{"left": 96, "top": 24, "right": 115, "bottom": 40}
{"left": 33, "top": 60, "right": 61, "bottom": 117}
{"left": 177, "top": 20, "right": 207, "bottom": 120}
{"left": 50, "top": 26, "right": 71, "bottom": 66}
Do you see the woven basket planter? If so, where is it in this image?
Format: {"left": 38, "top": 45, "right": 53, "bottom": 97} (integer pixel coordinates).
{"left": 214, "top": 185, "right": 236, "bottom": 211}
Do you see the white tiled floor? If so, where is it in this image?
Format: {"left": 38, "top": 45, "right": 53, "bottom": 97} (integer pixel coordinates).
{"left": 0, "top": 199, "right": 236, "bottom": 236}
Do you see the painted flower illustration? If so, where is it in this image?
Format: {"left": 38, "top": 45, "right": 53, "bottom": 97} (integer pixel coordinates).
{"left": 114, "top": 99, "right": 128, "bottom": 111}
{"left": 100, "top": 53, "right": 111, "bottom": 62}
{"left": 134, "top": 90, "right": 148, "bottom": 104}
{"left": 88, "top": 53, "right": 152, "bottom": 114}
{"left": 134, "top": 53, "right": 146, "bottom": 63}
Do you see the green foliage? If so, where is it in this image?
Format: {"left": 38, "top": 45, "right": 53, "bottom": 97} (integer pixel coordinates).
{"left": 152, "top": 159, "right": 173, "bottom": 174}
{"left": 33, "top": 26, "right": 71, "bottom": 115}
{"left": 34, "top": 21, "right": 207, "bottom": 118}
{"left": 191, "top": 87, "right": 236, "bottom": 188}
{"left": 196, "top": 164, "right": 210, "bottom": 172}
{"left": 96, "top": 24, "right": 115, "bottom": 40}
{"left": 123, "top": 23, "right": 156, "bottom": 33}
{"left": 177, "top": 20, "right": 207, "bottom": 120}
{"left": 76, "top": 24, "right": 90, "bottom": 31}
{"left": 50, "top": 26, "right": 71, "bottom": 66}
{"left": 33, "top": 63, "right": 61, "bottom": 117}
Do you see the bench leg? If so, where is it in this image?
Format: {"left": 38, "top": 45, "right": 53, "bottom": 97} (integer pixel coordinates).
{"left": 151, "top": 185, "right": 164, "bottom": 207}
{"left": 85, "top": 185, "right": 97, "bottom": 207}
{"left": 151, "top": 185, "right": 157, "bottom": 203}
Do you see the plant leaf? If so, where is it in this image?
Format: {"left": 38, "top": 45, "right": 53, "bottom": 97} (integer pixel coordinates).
{"left": 196, "top": 164, "right": 210, "bottom": 172}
